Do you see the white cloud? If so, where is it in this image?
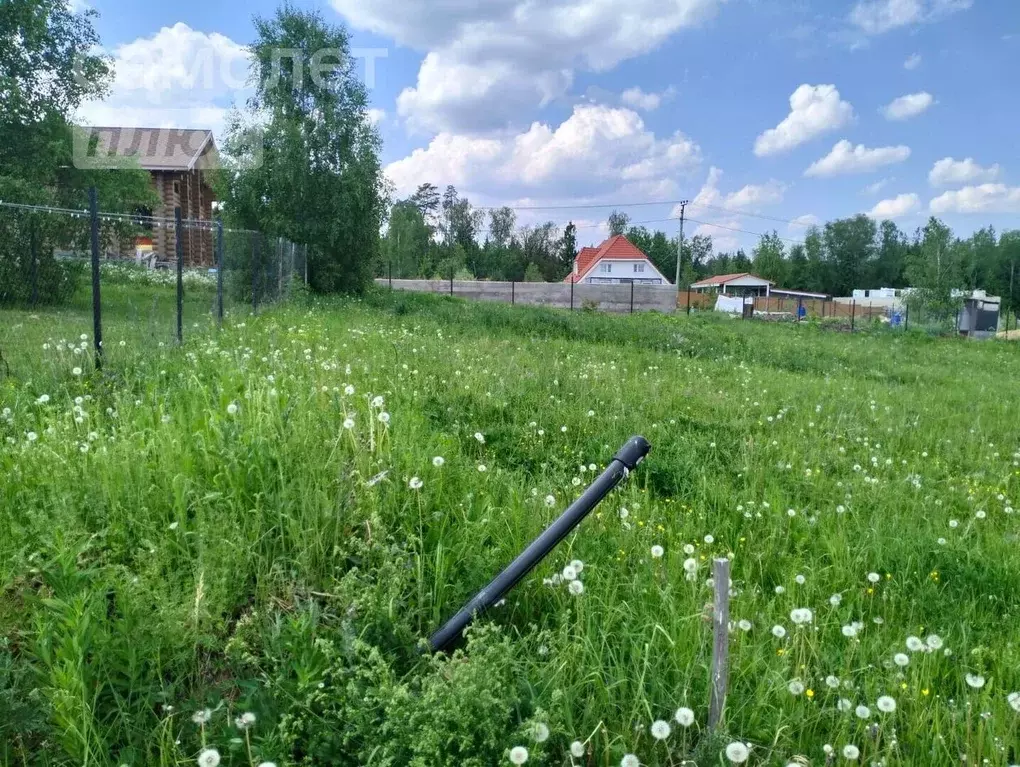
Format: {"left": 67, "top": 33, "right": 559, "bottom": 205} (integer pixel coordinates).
{"left": 753, "top": 84, "right": 854, "bottom": 157}
{"left": 805, "top": 140, "right": 911, "bottom": 177}
{"left": 385, "top": 104, "right": 701, "bottom": 200}
{"left": 332, "top": 0, "right": 726, "bottom": 132}
{"left": 928, "top": 157, "right": 1002, "bottom": 187}
{"left": 930, "top": 184, "right": 1020, "bottom": 214}
{"left": 366, "top": 108, "right": 386, "bottom": 127}
{"left": 849, "top": 0, "right": 972, "bottom": 35}
{"left": 867, "top": 193, "right": 920, "bottom": 219}
{"left": 881, "top": 91, "right": 934, "bottom": 120}
{"left": 862, "top": 178, "right": 892, "bottom": 195}
{"left": 675, "top": 166, "right": 785, "bottom": 216}
{"left": 904, "top": 53, "right": 922, "bottom": 69}
{"left": 789, "top": 213, "right": 821, "bottom": 230}
{"left": 76, "top": 23, "right": 250, "bottom": 138}
{"left": 621, "top": 86, "right": 674, "bottom": 111}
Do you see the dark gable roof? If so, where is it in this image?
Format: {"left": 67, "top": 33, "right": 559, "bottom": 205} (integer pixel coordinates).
{"left": 82, "top": 127, "right": 217, "bottom": 171}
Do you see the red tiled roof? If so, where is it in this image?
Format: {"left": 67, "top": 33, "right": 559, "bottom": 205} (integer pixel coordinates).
{"left": 565, "top": 235, "right": 653, "bottom": 282}
{"left": 691, "top": 272, "right": 773, "bottom": 287}
{"left": 564, "top": 246, "right": 601, "bottom": 283}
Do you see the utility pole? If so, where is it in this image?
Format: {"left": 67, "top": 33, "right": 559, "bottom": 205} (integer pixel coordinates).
{"left": 674, "top": 200, "right": 689, "bottom": 295}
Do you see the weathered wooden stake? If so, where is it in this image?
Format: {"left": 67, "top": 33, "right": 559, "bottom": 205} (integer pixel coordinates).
{"left": 708, "top": 557, "right": 731, "bottom": 731}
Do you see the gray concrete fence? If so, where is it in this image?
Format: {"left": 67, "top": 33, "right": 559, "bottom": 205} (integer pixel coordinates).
{"left": 375, "top": 279, "right": 678, "bottom": 314}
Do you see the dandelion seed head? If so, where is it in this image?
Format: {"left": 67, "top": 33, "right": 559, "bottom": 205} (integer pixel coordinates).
{"left": 197, "top": 749, "right": 221, "bottom": 767}
{"left": 568, "top": 580, "right": 584, "bottom": 596}
{"left": 570, "top": 741, "right": 585, "bottom": 758}
{"left": 509, "top": 745, "right": 529, "bottom": 764}
{"left": 675, "top": 707, "right": 695, "bottom": 727}
{"left": 843, "top": 744, "right": 860, "bottom": 760}
{"left": 877, "top": 696, "right": 896, "bottom": 713}
{"left": 725, "top": 742, "right": 750, "bottom": 763}
{"left": 650, "top": 720, "right": 671, "bottom": 740}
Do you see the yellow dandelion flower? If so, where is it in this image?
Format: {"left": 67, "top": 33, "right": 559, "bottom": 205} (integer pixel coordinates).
{"left": 922, "top": 689, "right": 930, "bottom": 696}
{"left": 806, "top": 689, "right": 815, "bottom": 698}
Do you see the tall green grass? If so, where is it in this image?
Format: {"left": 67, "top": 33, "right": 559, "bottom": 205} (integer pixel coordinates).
{"left": 1, "top": 288, "right": 1019, "bottom": 766}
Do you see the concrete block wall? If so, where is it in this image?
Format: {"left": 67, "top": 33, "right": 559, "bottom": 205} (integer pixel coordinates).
{"left": 376, "top": 279, "right": 678, "bottom": 314}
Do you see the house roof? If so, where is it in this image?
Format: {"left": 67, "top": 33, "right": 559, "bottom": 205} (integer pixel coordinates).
{"left": 691, "top": 272, "right": 774, "bottom": 288}
{"left": 564, "top": 235, "right": 656, "bottom": 283}
{"left": 81, "top": 127, "right": 218, "bottom": 171}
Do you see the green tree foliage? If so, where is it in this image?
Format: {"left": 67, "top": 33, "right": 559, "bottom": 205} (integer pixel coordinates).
{"left": 752, "top": 230, "right": 787, "bottom": 285}
{"left": 823, "top": 215, "right": 876, "bottom": 297}
{"left": 559, "top": 221, "right": 577, "bottom": 278}
{"left": 906, "top": 217, "right": 966, "bottom": 326}
{"left": 221, "top": 6, "right": 385, "bottom": 294}
{"left": 385, "top": 201, "right": 431, "bottom": 279}
{"left": 1, "top": 0, "right": 154, "bottom": 305}
{"left": 607, "top": 210, "right": 630, "bottom": 236}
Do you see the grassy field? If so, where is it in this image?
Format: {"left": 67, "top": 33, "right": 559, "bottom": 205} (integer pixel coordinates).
{"left": 2, "top": 287, "right": 1019, "bottom": 767}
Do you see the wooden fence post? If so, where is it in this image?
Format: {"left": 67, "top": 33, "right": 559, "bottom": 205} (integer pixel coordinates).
{"left": 709, "top": 558, "right": 731, "bottom": 731}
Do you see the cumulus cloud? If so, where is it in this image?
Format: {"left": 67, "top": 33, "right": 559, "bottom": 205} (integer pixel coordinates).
{"left": 881, "top": 92, "right": 934, "bottom": 120}
{"left": 331, "top": 0, "right": 726, "bottom": 132}
{"left": 385, "top": 104, "right": 702, "bottom": 201}
{"left": 76, "top": 23, "right": 250, "bottom": 137}
{"left": 849, "top": 0, "right": 973, "bottom": 35}
{"left": 862, "top": 178, "right": 892, "bottom": 195}
{"left": 674, "top": 167, "right": 784, "bottom": 251}
{"left": 928, "top": 157, "right": 1001, "bottom": 187}
{"left": 930, "top": 184, "right": 1020, "bottom": 214}
{"left": 753, "top": 84, "right": 854, "bottom": 157}
{"left": 621, "top": 86, "right": 675, "bottom": 111}
{"left": 366, "top": 108, "right": 386, "bottom": 127}
{"left": 867, "top": 193, "right": 920, "bottom": 219}
{"left": 789, "top": 213, "right": 821, "bottom": 230}
{"left": 805, "top": 140, "right": 911, "bottom": 177}
{"left": 904, "top": 53, "right": 922, "bottom": 69}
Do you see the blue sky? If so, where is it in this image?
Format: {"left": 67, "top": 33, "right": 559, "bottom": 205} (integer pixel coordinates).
{"left": 77, "top": 0, "right": 1020, "bottom": 250}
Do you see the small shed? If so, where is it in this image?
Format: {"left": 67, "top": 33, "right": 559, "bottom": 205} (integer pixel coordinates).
{"left": 958, "top": 291, "right": 1001, "bottom": 339}
{"left": 690, "top": 273, "right": 774, "bottom": 297}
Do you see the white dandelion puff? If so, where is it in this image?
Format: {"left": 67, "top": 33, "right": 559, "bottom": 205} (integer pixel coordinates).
{"left": 675, "top": 707, "right": 695, "bottom": 727}
{"left": 409, "top": 477, "right": 423, "bottom": 490}
{"left": 432, "top": 456, "right": 445, "bottom": 467}
{"left": 789, "top": 679, "right": 805, "bottom": 695}
{"left": 532, "top": 723, "right": 550, "bottom": 743}
{"left": 227, "top": 402, "right": 239, "bottom": 416}
{"left": 894, "top": 653, "right": 910, "bottom": 667}
{"left": 651, "top": 545, "right": 664, "bottom": 559}
{"left": 650, "top": 720, "right": 671, "bottom": 740}
{"left": 620, "top": 755, "right": 640, "bottom": 767}
{"left": 545, "top": 495, "right": 556, "bottom": 507}
{"left": 926, "top": 634, "right": 943, "bottom": 650}
{"left": 562, "top": 565, "right": 578, "bottom": 582}
{"left": 867, "top": 572, "right": 880, "bottom": 583}
{"left": 377, "top": 412, "right": 390, "bottom": 424}
{"left": 570, "top": 741, "right": 585, "bottom": 758}
{"left": 568, "top": 580, "right": 584, "bottom": 596}
{"left": 877, "top": 696, "right": 897, "bottom": 713}
{"left": 966, "top": 673, "right": 986, "bottom": 689}
{"left": 843, "top": 744, "right": 860, "bottom": 760}
{"left": 509, "top": 746, "right": 529, "bottom": 764}
{"left": 725, "top": 742, "right": 750, "bottom": 763}
{"left": 235, "top": 711, "right": 256, "bottom": 729}
{"left": 855, "top": 705, "right": 871, "bottom": 720}
{"left": 772, "top": 625, "right": 787, "bottom": 639}
{"left": 197, "top": 749, "right": 221, "bottom": 767}
{"left": 474, "top": 432, "right": 485, "bottom": 444}
{"left": 191, "top": 709, "right": 212, "bottom": 725}
{"left": 826, "top": 675, "right": 841, "bottom": 689}
{"left": 1007, "top": 691, "right": 1020, "bottom": 713}
{"left": 906, "top": 636, "right": 925, "bottom": 652}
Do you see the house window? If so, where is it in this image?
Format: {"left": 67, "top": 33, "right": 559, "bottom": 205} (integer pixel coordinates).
{"left": 601, "top": 263, "right": 612, "bottom": 274}
{"left": 634, "top": 263, "right": 645, "bottom": 273}
{"left": 173, "top": 181, "right": 180, "bottom": 196}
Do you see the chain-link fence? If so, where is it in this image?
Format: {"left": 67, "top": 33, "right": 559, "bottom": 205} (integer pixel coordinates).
{"left": 1, "top": 191, "right": 306, "bottom": 360}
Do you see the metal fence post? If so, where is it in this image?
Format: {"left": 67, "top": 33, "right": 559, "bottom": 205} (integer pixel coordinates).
{"left": 450, "top": 266, "right": 454, "bottom": 296}
{"left": 905, "top": 303, "right": 909, "bottom": 331}
{"left": 630, "top": 280, "right": 635, "bottom": 314}
{"left": 388, "top": 260, "right": 393, "bottom": 289}
{"left": 88, "top": 187, "right": 103, "bottom": 369}
{"left": 687, "top": 286, "right": 692, "bottom": 316}
{"left": 175, "top": 207, "right": 183, "bottom": 344}
{"left": 851, "top": 299, "right": 856, "bottom": 331}
{"left": 216, "top": 220, "right": 224, "bottom": 328}
{"left": 252, "top": 235, "right": 260, "bottom": 314}
{"left": 570, "top": 278, "right": 574, "bottom": 310}
{"left": 29, "top": 215, "right": 39, "bottom": 306}
{"left": 511, "top": 280, "right": 515, "bottom": 305}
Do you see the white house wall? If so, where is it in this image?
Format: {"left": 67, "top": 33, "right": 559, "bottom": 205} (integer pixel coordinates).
{"left": 581, "top": 259, "right": 668, "bottom": 284}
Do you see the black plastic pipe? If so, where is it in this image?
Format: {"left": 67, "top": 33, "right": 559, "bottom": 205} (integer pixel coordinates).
{"left": 427, "top": 435, "right": 651, "bottom": 654}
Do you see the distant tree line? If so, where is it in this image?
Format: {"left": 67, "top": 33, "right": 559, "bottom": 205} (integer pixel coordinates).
{"left": 382, "top": 191, "right": 1019, "bottom": 316}
{"left": 383, "top": 183, "right": 578, "bottom": 282}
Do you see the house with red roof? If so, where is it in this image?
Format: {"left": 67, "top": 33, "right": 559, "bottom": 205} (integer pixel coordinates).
{"left": 563, "top": 235, "right": 670, "bottom": 285}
